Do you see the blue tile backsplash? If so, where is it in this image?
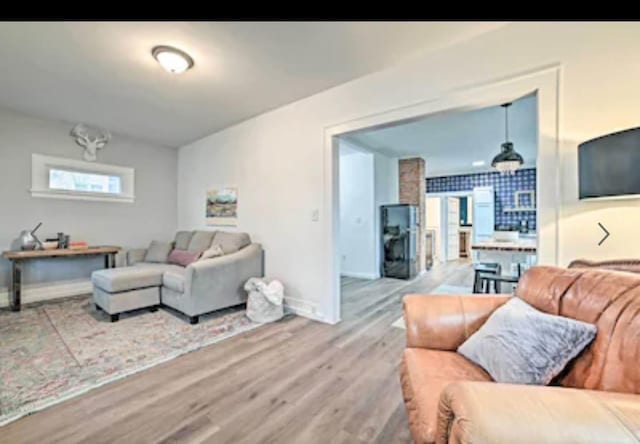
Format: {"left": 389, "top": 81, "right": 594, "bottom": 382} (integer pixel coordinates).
{"left": 426, "top": 168, "right": 537, "bottom": 231}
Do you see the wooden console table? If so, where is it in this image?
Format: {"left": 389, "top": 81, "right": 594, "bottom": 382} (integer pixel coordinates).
{"left": 2, "top": 246, "right": 120, "bottom": 312}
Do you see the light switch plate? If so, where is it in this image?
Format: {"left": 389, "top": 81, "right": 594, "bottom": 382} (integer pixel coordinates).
{"left": 311, "top": 209, "right": 319, "bottom": 222}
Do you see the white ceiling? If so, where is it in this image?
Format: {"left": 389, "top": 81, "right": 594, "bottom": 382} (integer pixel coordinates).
{"left": 0, "top": 22, "right": 505, "bottom": 147}
{"left": 343, "top": 93, "right": 538, "bottom": 177}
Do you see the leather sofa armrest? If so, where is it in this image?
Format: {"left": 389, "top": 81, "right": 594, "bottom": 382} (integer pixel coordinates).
{"left": 403, "top": 294, "right": 510, "bottom": 350}
{"left": 126, "top": 248, "right": 147, "bottom": 266}
{"left": 437, "top": 381, "right": 640, "bottom": 444}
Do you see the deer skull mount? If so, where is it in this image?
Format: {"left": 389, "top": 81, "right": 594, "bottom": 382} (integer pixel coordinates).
{"left": 70, "top": 124, "right": 111, "bottom": 162}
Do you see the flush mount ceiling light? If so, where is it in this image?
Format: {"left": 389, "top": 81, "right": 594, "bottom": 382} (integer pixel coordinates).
{"left": 472, "top": 160, "right": 485, "bottom": 167}
{"left": 151, "top": 46, "right": 194, "bottom": 74}
{"left": 491, "top": 102, "right": 524, "bottom": 175}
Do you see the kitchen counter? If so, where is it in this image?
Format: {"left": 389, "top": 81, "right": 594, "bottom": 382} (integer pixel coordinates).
{"left": 471, "top": 238, "right": 537, "bottom": 253}
{"left": 472, "top": 235, "right": 537, "bottom": 278}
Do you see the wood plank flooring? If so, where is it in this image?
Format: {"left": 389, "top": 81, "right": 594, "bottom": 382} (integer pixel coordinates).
{"left": 1, "top": 261, "right": 473, "bottom": 444}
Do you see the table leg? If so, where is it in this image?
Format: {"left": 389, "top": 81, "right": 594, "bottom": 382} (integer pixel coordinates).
{"left": 104, "top": 253, "right": 116, "bottom": 269}
{"left": 10, "top": 261, "right": 22, "bottom": 312}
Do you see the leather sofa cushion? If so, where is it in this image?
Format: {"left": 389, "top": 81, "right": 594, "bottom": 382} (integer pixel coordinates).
{"left": 569, "top": 258, "right": 640, "bottom": 274}
{"left": 438, "top": 381, "right": 640, "bottom": 444}
{"left": 516, "top": 266, "right": 640, "bottom": 394}
{"left": 92, "top": 267, "right": 163, "bottom": 293}
{"left": 400, "top": 348, "right": 491, "bottom": 444}
{"left": 174, "top": 231, "right": 194, "bottom": 250}
{"left": 187, "top": 230, "right": 217, "bottom": 253}
{"left": 212, "top": 231, "right": 251, "bottom": 255}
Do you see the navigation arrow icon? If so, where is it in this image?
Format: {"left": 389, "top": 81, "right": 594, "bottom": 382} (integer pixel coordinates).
{"left": 598, "top": 223, "right": 610, "bottom": 246}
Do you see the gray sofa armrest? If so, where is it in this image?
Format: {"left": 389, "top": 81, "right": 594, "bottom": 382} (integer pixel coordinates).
{"left": 126, "top": 248, "right": 147, "bottom": 266}
{"left": 182, "top": 243, "right": 264, "bottom": 315}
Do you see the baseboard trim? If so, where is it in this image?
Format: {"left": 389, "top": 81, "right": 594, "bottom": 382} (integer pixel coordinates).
{"left": 0, "top": 281, "right": 336, "bottom": 326}
{"left": 283, "top": 296, "right": 327, "bottom": 323}
{"left": 340, "top": 271, "right": 379, "bottom": 280}
{"left": 0, "top": 279, "right": 92, "bottom": 308}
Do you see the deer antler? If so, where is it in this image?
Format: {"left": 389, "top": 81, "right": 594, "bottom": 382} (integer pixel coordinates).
{"left": 70, "top": 123, "right": 91, "bottom": 148}
{"left": 70, "top": 123, "right": 111, "bottom": 161}
{"left": 93, "top": 131, "right": 111, "bottom": 150}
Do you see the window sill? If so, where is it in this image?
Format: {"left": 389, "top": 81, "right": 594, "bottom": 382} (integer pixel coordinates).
{"left": 30, "top": 189, "right": 135, "bottom": 204}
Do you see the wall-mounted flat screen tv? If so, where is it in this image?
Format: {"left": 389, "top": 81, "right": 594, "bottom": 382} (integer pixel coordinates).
{"left": 579, "top": 127, "right": 640, "bottom": 200}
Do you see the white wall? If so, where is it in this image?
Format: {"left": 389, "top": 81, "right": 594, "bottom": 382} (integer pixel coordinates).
{"left": 178, "top": 23, "right": 640, "bottom": 322}
{"left": 0, "top": 107, "right": 177, "bottom": 306}
{"left": 339, "top": 143, "right": 376, "bottom": 279}
{"left": 338, "top": 141, "right": 398, "bottom": 279}
{"left": 373, "top": 151, "right": 399, "bottom": 275}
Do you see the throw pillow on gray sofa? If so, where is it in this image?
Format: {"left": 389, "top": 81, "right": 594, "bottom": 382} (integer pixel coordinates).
{"left": 200, "top": 245, "right": 225, "bottom": 261}
{"left": 144, "top": 241, "right": 174, "bottom": 263}
{"left": 212, "top": 231, "right": 251, "bottom": 255}
{"left": 457, "top": 297, "right": 597, "bottom": 385}
{"left": 168, "top": 249, "right": 201, "bottom": 267}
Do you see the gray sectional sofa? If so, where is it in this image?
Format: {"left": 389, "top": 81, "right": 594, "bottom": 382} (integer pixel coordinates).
{"left": 92, "top": 230, "right": 264, "bottom": 324}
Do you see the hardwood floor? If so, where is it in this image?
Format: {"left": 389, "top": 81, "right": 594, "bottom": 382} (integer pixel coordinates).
{"left": 1, "top": 261, "right": 473, "bottom": 444}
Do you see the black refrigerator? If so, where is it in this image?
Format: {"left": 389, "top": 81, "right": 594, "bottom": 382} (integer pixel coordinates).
{"left": 380, "top": 204, "right": 418, "bottom": 280}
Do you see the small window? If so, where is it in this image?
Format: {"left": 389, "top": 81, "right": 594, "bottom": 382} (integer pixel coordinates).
{"left": 48, "top": 168, "right": 123, "bottom": 194}
{"left": 31, "top": 154, "right": 135, "bottom": 203}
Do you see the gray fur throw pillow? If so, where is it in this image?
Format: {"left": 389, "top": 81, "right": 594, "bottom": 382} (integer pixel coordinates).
{"left": 457, "top": 297, "right": 597, "bottom": 385}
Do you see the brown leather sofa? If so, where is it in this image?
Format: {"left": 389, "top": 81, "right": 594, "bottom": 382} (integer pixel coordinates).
{"left": 400, "top": 265, "right": 640, "bottom": 444}
{"left": 568, "top": 258, "right": 640, "bottom": 273}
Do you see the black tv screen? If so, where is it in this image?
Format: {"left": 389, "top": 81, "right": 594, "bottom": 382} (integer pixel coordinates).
{"left": 579, "top": 127, "right": 640, "bottom": 200}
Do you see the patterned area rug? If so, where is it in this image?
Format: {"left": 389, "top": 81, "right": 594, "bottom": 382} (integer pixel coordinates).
{"left": 391, "top": 284, "right": 473, "bottom": 329}
{"left": 0, "top": 296, "right": 261, "bottom": 426}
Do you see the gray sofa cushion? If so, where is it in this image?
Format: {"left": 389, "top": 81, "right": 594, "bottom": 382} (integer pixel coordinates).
{"left": 174, "top": 231, "right": 194, "bottom": 250}
{"left": 163, "top": 269, "right": 186, "bottom": 293}
{"left": 212, "top": 231, "right": 251, "bottom": 255}
{"left": 457, "top": 297, "right": 597, "bottom": 385}
{"left": 134, "top": 263, "right": 186, "bottom": 274}
{"left": 144, "top": 240, "right": 173, "bottom": 263}
{"left": 92, "top": 267, "right": 164, "bottom": 293}
{"left": 187, "top": 230, "right": 217, "bottom": 253}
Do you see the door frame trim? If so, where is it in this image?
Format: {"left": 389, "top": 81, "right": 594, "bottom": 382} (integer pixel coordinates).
{"left": 323, "top": 65, "right": 560, "bottom": 324}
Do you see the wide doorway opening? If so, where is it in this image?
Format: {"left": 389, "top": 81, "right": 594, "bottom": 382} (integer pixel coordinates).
{"left": 335, "top": 92, "right": 540, "bottom": 320}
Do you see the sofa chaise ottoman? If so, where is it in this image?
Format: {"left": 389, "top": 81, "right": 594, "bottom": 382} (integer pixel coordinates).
{"left": 92, "top": 267, "right": 162, "bottom": 322}
{"left": 91, "top": 230, "right": 264, "bottom": 324}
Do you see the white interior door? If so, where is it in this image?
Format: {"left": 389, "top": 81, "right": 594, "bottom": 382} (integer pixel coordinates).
{"left": 472, "top": 186, "right": 495, "bottom": 244}
{"left": 425, "top": 197, "right": 441, "bottom": 260}
{"left": 446, "top": 197, "right": 460, "bottom": 261}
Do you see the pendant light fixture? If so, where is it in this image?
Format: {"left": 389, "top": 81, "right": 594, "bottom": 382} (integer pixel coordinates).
{"left": 491, "top": 102, "right": 524, "bottom": 175}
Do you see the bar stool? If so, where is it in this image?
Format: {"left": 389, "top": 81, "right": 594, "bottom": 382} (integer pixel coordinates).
{"left": 473, "top": 263, "right": 501, "bottom": 293}
{"left": 477, "top": 273, "right": 520, "bottom": 293}
{"left": 478, "top": 264, "right": 523, "bottom": 294}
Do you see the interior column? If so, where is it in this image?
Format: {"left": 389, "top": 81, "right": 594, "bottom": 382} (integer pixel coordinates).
{"left": 399, "top": 158, "right": 426, "bottom": 273}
